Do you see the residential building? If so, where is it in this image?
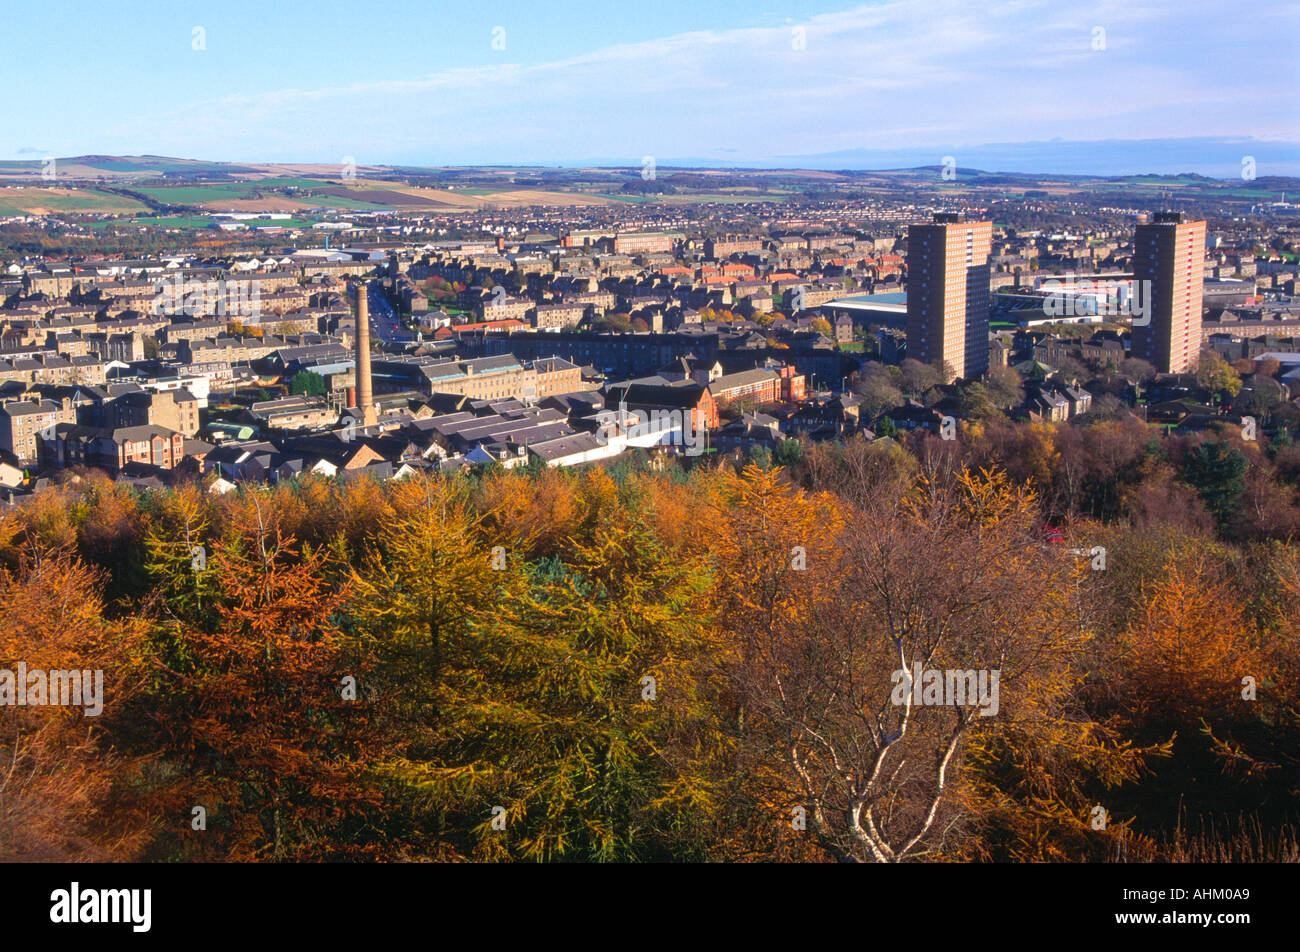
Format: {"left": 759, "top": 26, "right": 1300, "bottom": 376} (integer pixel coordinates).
{"left": 0, "top": 398, "right": 76, "bottom": 464}
{"left": 1132, "top": 212, "right": 1208, "bottom": 373}
{"left": 905, "top": 214, "right": 993, "bottom": 379}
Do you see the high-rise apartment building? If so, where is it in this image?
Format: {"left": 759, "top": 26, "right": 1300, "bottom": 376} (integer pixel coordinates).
{"left": 1131, "top": 212, "right": 1207, "bottom": 374}
{"left": 905, "top": 214, "right": 993, "bottom": 379}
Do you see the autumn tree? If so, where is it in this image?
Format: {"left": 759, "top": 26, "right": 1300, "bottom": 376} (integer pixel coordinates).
{"left": 464, "top": 503, "right": 725, "bottom": 861}
{"left": 717, "top": 466, "right": 1115, "bottom": 862}
{"left": 0, "top": 549, "right": 150, "bottom": 861}
{"left": 134, "top": 493, "right": 367, "bottom": 860}
{"left": 1196, "top": 350, "right": 1243, "bottom": 398}
{"left": 899, "top": 358, "right": 940, "bottom": 397}
{"left": 347, "top": 471, "right": 727, "bottom": 860}
{"left": 1081, "top": 547, "right": 1288, "bottom": 847}
{"left": 853, "top": 362, "right": 904, "bottom": 418}
{"left": 983, "top": 366, "right": 1025, "bottom": 409}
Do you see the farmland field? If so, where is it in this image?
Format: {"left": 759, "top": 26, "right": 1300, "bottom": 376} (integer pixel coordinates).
{"left": 0, "top": 187, "right": 150, "bottom": 215}
{"left": 133, "top": 180, "right": 393, "bottom": 212}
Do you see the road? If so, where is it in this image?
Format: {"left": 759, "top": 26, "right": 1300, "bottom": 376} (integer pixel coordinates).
{"left": 363, "top": 281, "right": 416, "bottom": 345}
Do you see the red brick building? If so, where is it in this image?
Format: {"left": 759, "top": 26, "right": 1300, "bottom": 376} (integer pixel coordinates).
{"left": 50, "top": 423, "right": 186, "bottom": 473}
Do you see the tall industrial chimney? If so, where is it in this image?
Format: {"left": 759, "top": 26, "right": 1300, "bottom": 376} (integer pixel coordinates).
{"left": 355, "top": 280, "right": 377, "bottom": 426}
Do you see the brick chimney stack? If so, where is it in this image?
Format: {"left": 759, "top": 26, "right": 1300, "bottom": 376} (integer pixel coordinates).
{"left": 355, "top": 281, "right": 377, "bottom": 426}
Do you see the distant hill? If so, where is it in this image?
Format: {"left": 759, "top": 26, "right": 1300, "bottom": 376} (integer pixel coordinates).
{"left": 757, "top": 136, "right": 1300, "bottom": 179}
{"left": 0, "top": 149, "right": 1296, "bottom": 221}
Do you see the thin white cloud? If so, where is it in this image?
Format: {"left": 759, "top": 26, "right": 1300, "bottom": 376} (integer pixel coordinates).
{"left": 89, "top": 0, "right": 1299, "bottom": 164}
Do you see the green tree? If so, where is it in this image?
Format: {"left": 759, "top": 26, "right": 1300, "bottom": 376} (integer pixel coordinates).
{"left": 289, "top": 370, "right": 328, "bottom": 397}
{"left": 956, "top": 382, "right": 1002, "bottom": 421}
{"left": 773, "top": 438, "right": 804, "bottom": 467}
{"left": 461, "top": 503, "right": 724, "bottom": 860}
{"left": 1183, "top": 440, "right": 1248, "bottom": 528}
{"left": 346, "top": 474, "right": 727, "bottom": 860}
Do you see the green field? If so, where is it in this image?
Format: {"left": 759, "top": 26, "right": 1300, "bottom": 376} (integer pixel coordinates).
{"left": 119, "top": 216, "right": 218, "bottom": 229}
{"left": 0, "top": 187, "right": 149, "bottom": 215}
{"left": 588, "top": 192, "right": 656, "bottom": 203}
{"left": 134, "top": 183, "right": 276, "bottom": 205}
{"left": 1098, "top": 178, "right": 1275, "bottom": 199}
{"left": 134, "top": 177, "right": 393, "bottom": 210}
{"left": 61, "top": 173, "right": 408, "bottom": 214}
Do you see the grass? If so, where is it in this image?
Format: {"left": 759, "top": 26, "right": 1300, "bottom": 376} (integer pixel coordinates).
{"left": 124, "top": 215, "right": 220, "bottom": 229}
{"left": 1090, "top": 180, "right": 1275, "bottom": 199}
{"left": 589, "top": 192, "right": 656, "bottom": 203}
{"left": 134, "top": 178, "right": 390, "bottom": 210}
{"left": 1118, "top": 818, "right": 1300, "bottom": 863}
{"left": 0, "top": 187, "right": 149, "bottom": 215}
{"left": 135, "top": 184, "right": 261, "bottom": 204}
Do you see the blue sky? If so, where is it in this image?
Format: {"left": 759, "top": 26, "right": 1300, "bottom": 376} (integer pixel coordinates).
{"left": 3, "top": 0, "right": 1297, "bottom": 174}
